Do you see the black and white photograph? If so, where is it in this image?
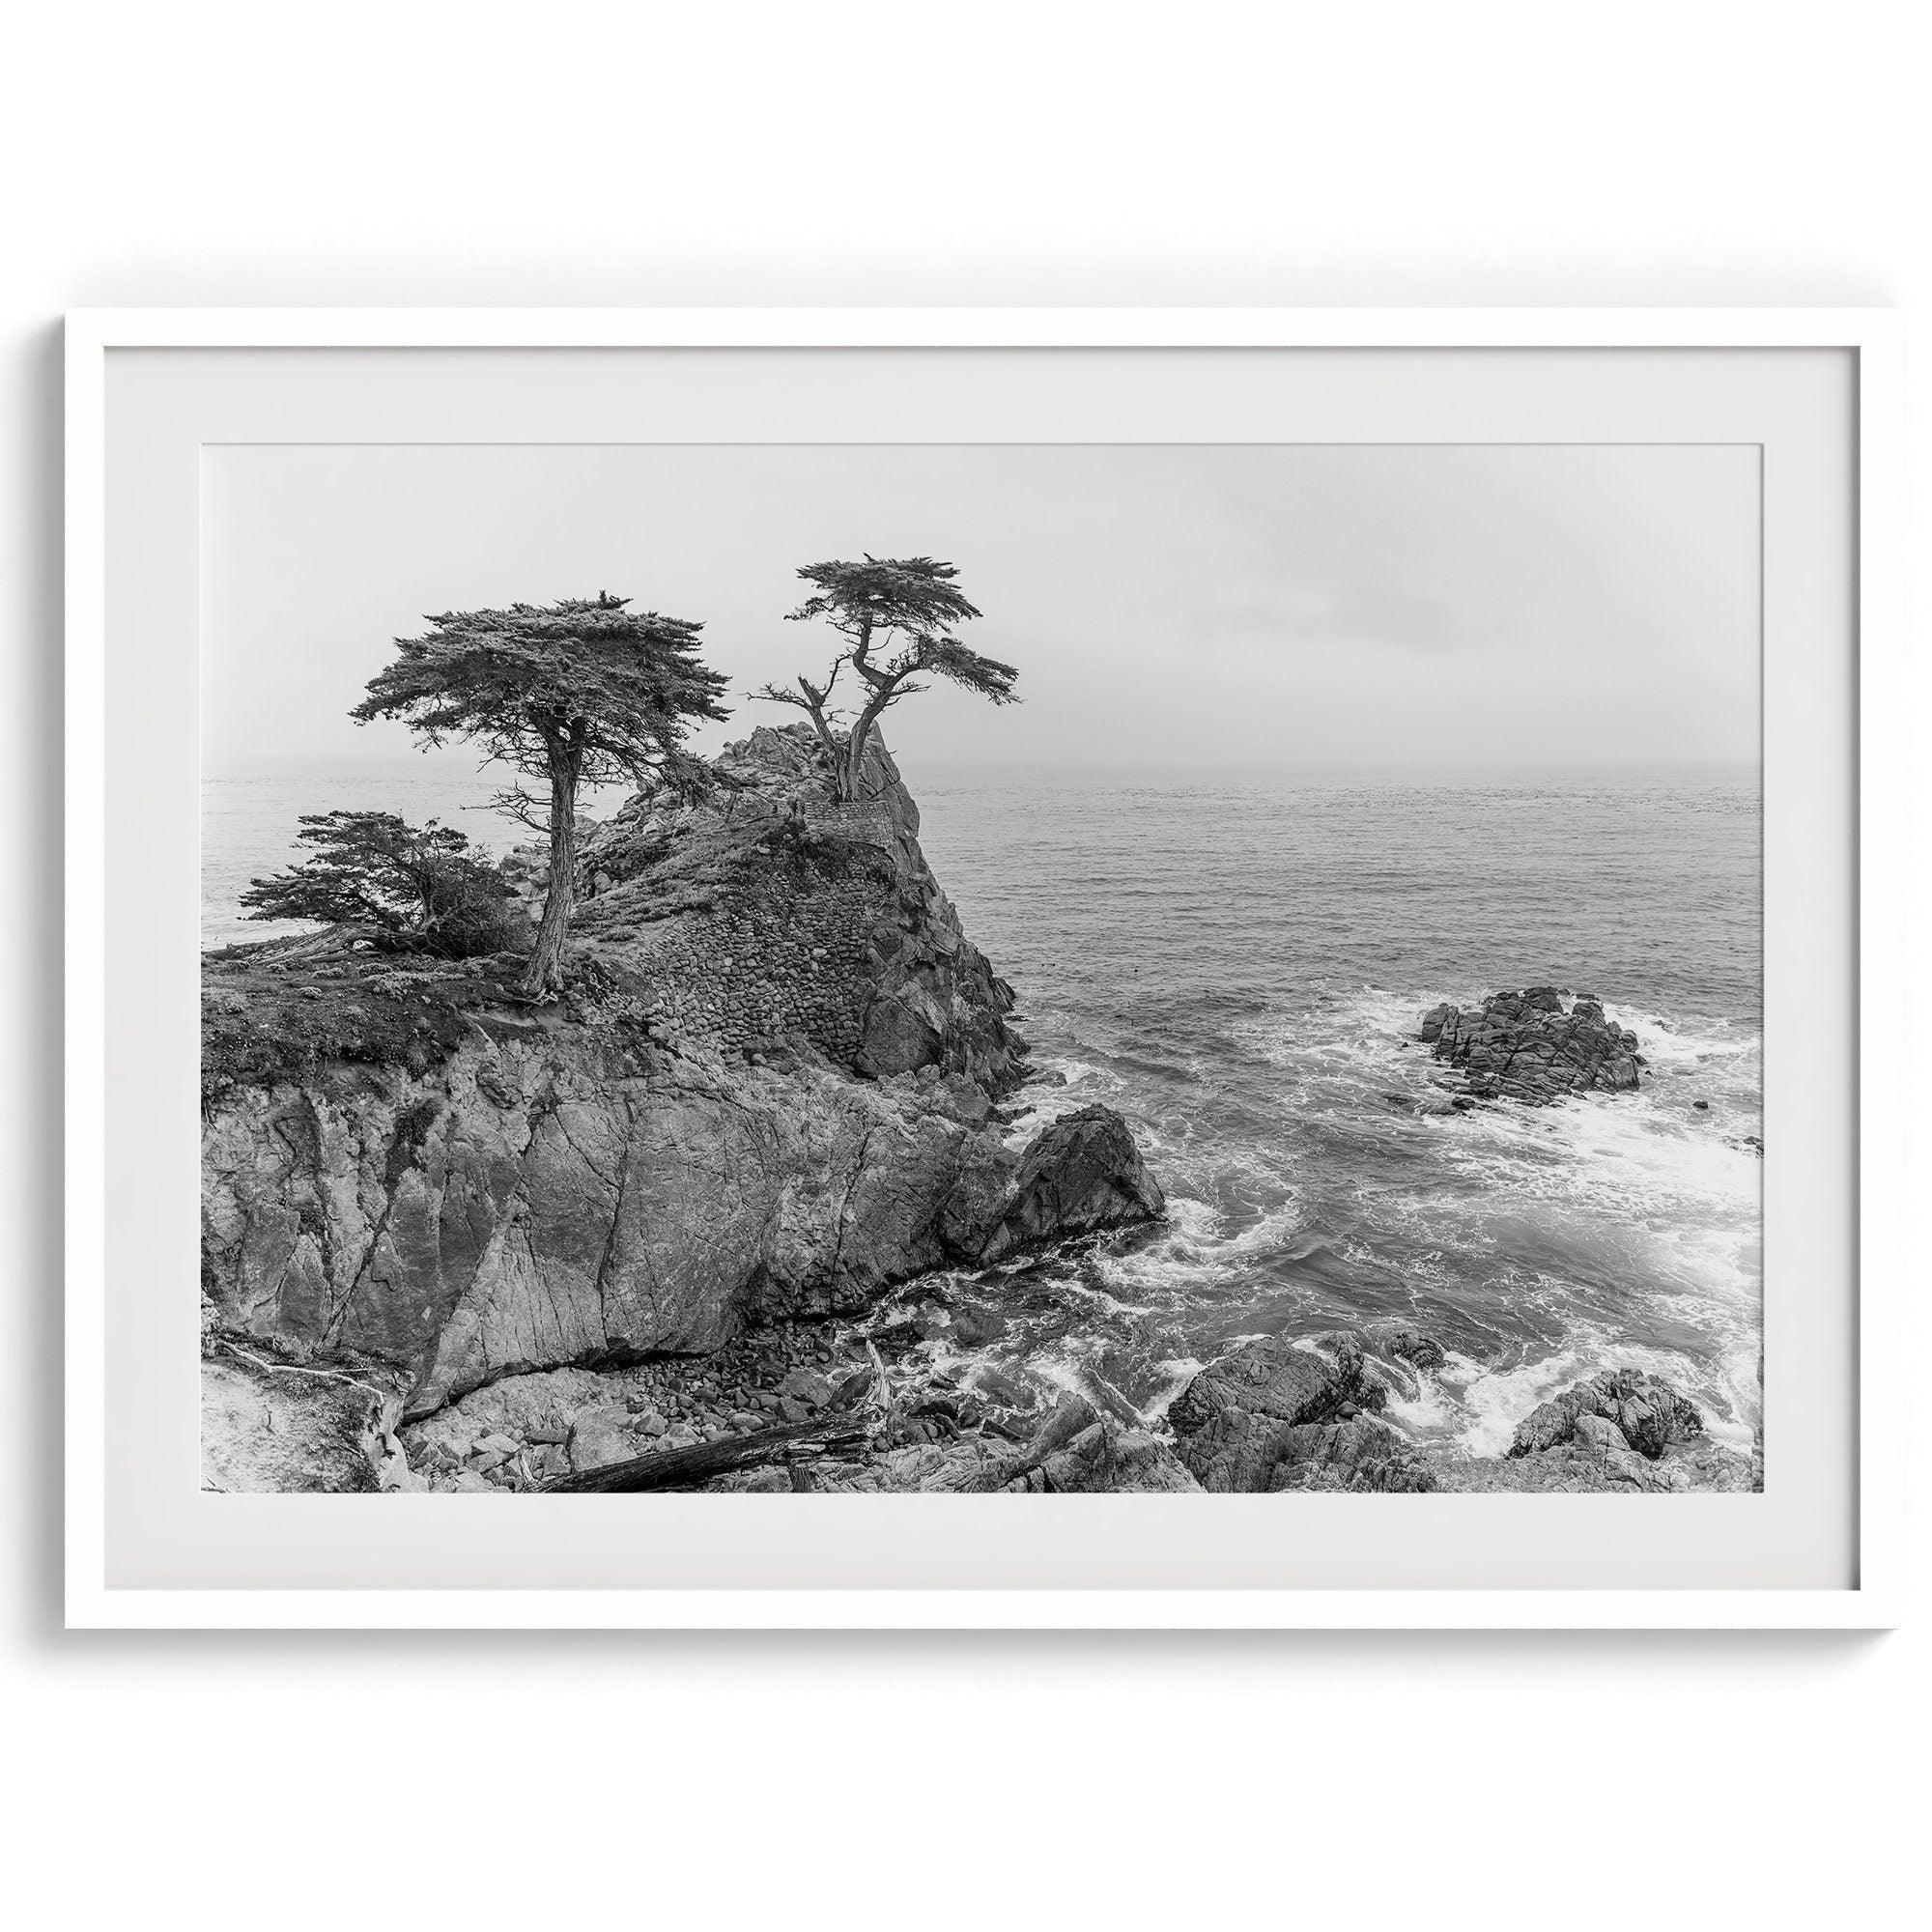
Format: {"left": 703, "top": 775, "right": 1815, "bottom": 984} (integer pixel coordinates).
{"left": 199, "top": 440, "right": 1764, "bottom": 1497}
{"left": 15, "top": 8, "right": 1930, "bottom": 1930}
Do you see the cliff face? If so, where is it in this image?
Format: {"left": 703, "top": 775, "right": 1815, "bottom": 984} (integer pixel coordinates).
{"left": 562, "top": 725, "right": 1022, "bottom": 1091}
{"left": 200, "top": 727, "right": 1163, "bottom": 1430}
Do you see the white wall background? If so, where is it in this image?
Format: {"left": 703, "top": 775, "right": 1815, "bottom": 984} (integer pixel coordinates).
{"left": 4, "top": 4, "right": 1922, "bottom": 1926}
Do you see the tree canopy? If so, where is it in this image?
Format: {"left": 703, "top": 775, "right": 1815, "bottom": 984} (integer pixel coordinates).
{"left": 764, "top": 555, "right": 1017, "bottom": 800}
{"left": 352, "top": 593, "right": 731, "bottom": 797}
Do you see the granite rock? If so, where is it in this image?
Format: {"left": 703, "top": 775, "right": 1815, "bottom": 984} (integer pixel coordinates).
{"left": 1166, "top": 1334, "right": 1392, "bottom": 1492}
{"left": 944, "top": 1104, "right": 1167, "bottom": 1263}
{"left": 1419, "top": 986, "right": 1643, "bottom": 1103}
{"left": 1508, "top": 1366, "right": 1705, "bottom": 1461}
{"left": 1434, "top": 1366, "right": 1756, "bottom": 1492}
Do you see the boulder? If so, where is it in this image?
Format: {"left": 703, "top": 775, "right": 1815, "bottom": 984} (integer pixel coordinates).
{"left": 1508, "top": 1367, "right": 1706, "bottom": 1461}
{"left": 1363, "top": 1320, "right": 1448, "bottom": 1370}
{"left": 1433, "top": 1367, "right": 1755, "bottom": 1492}
{"left": 1166, "top": 1334, "right": 1392, "bottom": 1492}
{"left": 1264, "top": 1417, "right": 1436, "bottom": 1492}
{"left": 567, "top": 1404, "right": 639, "bottom": 1472}
{"left": 1419, "top": 986, "right": 1642, "bottom": 1103}
{"left": 1030, "top": 1419, "right": 1199, "bottom": 1492}
{"left": 854, "top": 987, "right": 944, "bottom": 1078}
{"left": 778, "top": 1366, "right": 834, "bottom": 1410}
{"left": 948, "top": 1104, "right": 1167, "bottom": 1263}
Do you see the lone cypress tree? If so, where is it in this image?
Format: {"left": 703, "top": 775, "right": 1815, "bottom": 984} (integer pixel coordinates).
{"left": 353, "top": 593, "right": 730, "bottom": 995}
{"left": 756, "top": 555, "right": 1017, "bottom": 802}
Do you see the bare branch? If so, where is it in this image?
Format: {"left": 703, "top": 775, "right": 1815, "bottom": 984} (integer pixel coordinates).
{"left": 486, "top": 784, "right": 554, "bottom": 833}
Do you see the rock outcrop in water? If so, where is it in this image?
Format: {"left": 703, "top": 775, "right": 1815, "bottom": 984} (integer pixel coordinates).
{"left": 1161, "top": 1334, "right": 1754, "bottom": 1495}
{"left": 1419, "top": 985, "right": 1643, "bottom": 1103}
{"left": 1167, "top": 1333, "right": 1436, "bottom": 1492}
{"left": 947, "top": 1105, "right": 1164, "bottom": 1263}
{"left": 1510, "top": 1365, "right": 1702, "bottom": 1460}
{"left": 1433, "top": 1365, "right": 1755, "bottom": 1493}
{"left": 201, "top": 726, "right": 1164, "bottom": 1474}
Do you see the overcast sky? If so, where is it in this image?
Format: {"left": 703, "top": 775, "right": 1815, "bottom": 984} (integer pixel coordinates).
{"left": 203, "top": 442, "right": 1758, "bottom": 780}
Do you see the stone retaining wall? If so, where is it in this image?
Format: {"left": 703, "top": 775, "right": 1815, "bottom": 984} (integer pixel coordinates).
{"left": 584, "top": 840, "right": 901, "bottom": 1064}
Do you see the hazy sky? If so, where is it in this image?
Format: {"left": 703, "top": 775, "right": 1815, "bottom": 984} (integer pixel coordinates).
{"left": 203, "top": 442, "right": 1758, "bottom": 780}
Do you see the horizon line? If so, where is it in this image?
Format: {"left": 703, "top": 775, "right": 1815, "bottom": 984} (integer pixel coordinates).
{"left": 204, "top": 753, "right": 1762, "bottom": 781}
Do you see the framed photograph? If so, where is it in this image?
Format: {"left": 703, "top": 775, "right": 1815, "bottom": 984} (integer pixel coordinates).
{"left": 66, "top": 309, "right": 1902, "bottom": 1629}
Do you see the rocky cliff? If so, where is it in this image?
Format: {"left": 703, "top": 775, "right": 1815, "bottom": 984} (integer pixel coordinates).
{"left": 201, "top": 726, "right": 1163, "bottom": 1470}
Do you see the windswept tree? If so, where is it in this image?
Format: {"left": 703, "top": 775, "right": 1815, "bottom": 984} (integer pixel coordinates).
{"left": 353, "top": 594, "right": 730, "bottom": 996}
{"left": 755, "top": 555, "right": 1017, "bottom": 802}
{"left": 240, "top": 811, "right": 519, "bottom": 959}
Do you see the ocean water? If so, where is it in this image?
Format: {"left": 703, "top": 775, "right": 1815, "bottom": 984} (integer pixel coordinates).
{"left": 909, "top": 764, "right": 1763, "bottom": 1459}
{"left": 202, "top": 761, "right": 1763, "bottom": 1459}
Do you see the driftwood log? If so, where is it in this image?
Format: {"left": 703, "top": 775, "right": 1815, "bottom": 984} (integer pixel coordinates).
{"left": 540, "top": 1410, "right": 869, "bottom": 1493}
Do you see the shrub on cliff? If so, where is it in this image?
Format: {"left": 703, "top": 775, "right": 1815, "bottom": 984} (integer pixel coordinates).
{"left": 754, "top": 555, "right": 1017, "bottom": 802}
{"left": 240, "top": 810, "right": 520, "bottom": 959}
{"left": 353, "top": 593, "right": 732, "bottom": 995}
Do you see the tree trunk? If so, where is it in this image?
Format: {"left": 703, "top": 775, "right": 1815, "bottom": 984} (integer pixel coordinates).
{"left": 796, "top": 684, "right": 844, "bottom": 789}
{"left": 521, "top": 758, "right": 578, "bottom": 996}
{"left": 838, "top": 618, "right": 884, "bottom": 804}
{"left": 540, "top": 1411, "right": 867, "bottom": 1493}
{"left": 842, "top": 694, "right": 892, "bottom": 803}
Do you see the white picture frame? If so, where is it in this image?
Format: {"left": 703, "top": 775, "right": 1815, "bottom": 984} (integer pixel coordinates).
{"left": 65, "top": 308, "right": 1904, "bottom": 1630}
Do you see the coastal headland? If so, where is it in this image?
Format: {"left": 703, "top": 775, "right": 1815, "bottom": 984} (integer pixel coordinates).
{"left": 201, "top": 726, "right": 1754, "bottom": 1495}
